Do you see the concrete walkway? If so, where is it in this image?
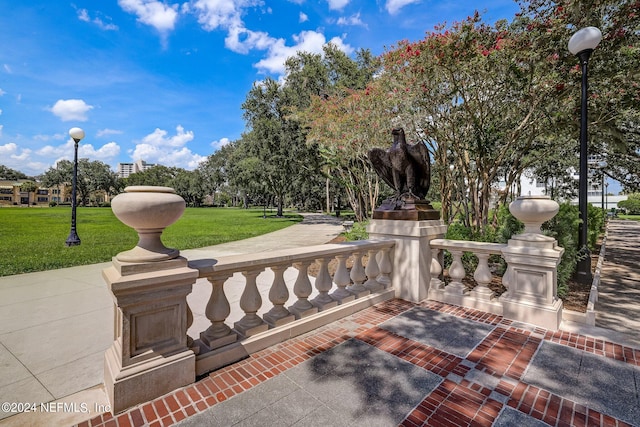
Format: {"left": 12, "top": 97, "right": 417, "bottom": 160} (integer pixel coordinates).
{"left": 595, "top": 219, "right": 640, "bottom": 345}
{"left": 1, "top": 216, "right": 640, "bottom": 426}
{"left": 0, "top": 213, "right": 343, "bottom": 426}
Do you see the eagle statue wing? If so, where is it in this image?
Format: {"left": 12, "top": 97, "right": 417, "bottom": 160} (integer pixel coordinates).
{"left": 406, "top": 141, "right": 431, "bottom": 199}
{"left": 368, "top": 148, "right": 396, "bottom": 191}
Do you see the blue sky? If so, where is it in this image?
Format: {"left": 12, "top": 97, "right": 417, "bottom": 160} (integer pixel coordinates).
{"left": 0, "top": 0, "right": 521, "bottom": 176}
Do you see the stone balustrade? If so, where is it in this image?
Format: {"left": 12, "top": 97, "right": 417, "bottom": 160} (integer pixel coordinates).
{"left": 102, "top": 189, "right": 565, "bottom": 414}
{"left": 429, "top": 239, "right": 507, "bottom": 314}
{"left": 187, "top": 240, "right": 395, "bottom": 375}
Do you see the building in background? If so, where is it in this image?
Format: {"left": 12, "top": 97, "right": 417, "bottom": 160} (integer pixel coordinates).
{"left": 117, "top": 159, "right": 156, "bottom": 178}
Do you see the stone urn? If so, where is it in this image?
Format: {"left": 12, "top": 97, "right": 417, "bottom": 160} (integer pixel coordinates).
{"left": 509, "top": 196, "right": 559, "bottom": 235}
{"left": 111, "top": 186, "right": 185, "bottom": 262}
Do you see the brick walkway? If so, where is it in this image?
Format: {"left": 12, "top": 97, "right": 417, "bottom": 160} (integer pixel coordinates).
{"left": 78, "top": 299, "right": 640, "bottom": 427}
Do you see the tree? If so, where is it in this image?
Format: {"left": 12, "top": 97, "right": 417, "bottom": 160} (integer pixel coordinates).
{"left": 618, "top": 193, "right": 640, "bottom": 214}
{"left": 19, "top": 181, "right": 38, "bottom": 206}
{"left": 124, "top": 165, "right": 180, "bottom": 187}
{"left": 0, "top": 165, "right": 28, "bottom": 180}
{"left": 241, "top": 78, "right": 321, "bottom": 216}
{"left": 41, "top": 159, "right": 120, "bottom": 206}
{"left": 170, "top": 169, "right": 207, "bottom": 207}
{"left": 517, "top": 0, "right": 640, "bottom": 191}
{"left": 291, "top": 46, "right": 383, "bottom": 221}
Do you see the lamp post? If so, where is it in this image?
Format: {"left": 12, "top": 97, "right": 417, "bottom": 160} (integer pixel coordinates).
{"left": 568, "top": 26, "right": 602, "bottom": 284}
{"left": 605, "top": 181, "right": 609, "bottom": 216}
{"left": 65, "top": 127, "right": 84, "bottom": 247}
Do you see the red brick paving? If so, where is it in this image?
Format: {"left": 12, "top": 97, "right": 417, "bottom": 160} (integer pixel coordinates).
{"left": 76, "top": 299, "right": 639, "bottom": 427}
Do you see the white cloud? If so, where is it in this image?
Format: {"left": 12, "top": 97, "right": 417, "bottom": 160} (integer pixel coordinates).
{"left": 0, "top": 142, "right": 17, "bottom": 156}
{"left": 77, "top": 8, "right": 119, "bottom": 31}
{"left": 211, "top": 137, "right": 230, "bottom": 150}
{"left": 118, "top": 0, "right": 179, "bottom": 33}
{"left": 3, "top": 64, "right": 11, "bottom": 73}
{"left": 79, "top": 141, "right": 121, "bottom": 159}
{"left": 327, "top": 0, "right": 349, "bottom": 10}
{"left": 35, "top": 139, "right": 120, "bottom": 163}
{"left": 225, "top": 27, "right": 274, "bottom": 54}
{"left": 386, "top": 0, "right": 420, "bottom": 14}
{"left": 299, "top": 12, "right": 308, "bottom": 23}
{"left": 337, "top": 12, "right": 366, "bottom": 27}
{"left": 255, "top": 31, "right": 353, "bottom": 75}
{"left": 0, "top": 88, "right": 5, "bottom": 96}
{"left": 130, "top": 125, "right": 204, "bottom": 169}
{"left": 49, "top": 99, "right": 93, "bottom": 122}
{"left": 192, "top": 0, "right": 257, "bottom": 31}
{"left": 140, "top": 125, "right": 194, "bottom": 147}
{"left": 0, "top": 125, "right": 2, "bottom": 138}
{"left": 97, "top": 128, "right": 124, "bottom": 137}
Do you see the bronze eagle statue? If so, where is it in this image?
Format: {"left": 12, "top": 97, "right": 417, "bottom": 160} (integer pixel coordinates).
{"left": 368, "top": 128, "right": 431, "bottom": 201}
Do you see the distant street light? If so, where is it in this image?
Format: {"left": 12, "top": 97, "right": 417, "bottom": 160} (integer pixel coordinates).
{"left": 65, "top": 127, "right": 85, "bottom": 247}
{"left": 568, "top": 26, "right": 602, "bottom": 284}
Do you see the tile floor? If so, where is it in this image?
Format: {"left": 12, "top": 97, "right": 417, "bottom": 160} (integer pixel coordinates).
{"left": 77, "top": 299, "right": 640, "bottom": 427}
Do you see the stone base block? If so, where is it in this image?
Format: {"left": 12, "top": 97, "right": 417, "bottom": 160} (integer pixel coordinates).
{"left": 288, "top": 305, "right": 319, "bottom": 319}
{"left": 234, "top": 321, "right": 269, "bottom": 338}
{"left": 200, "top": 331, "right": 238, "bottom": 350}
{"left": 347, "top": 286, "right": 371, "bottom": 298}
{"left": 104, "top": 346, "right": 194, "bottom": 414}
{"left": 311, "top": 297, "right": 339, "bottom": 311}
{"left": 264, "top": 313, "right": 295, "bottom": 328}
{"left": 330, "top": 290, "right": 356, "bottom": 304}
{"left": 501, "top": 297, "right": 563, "bottom": 330}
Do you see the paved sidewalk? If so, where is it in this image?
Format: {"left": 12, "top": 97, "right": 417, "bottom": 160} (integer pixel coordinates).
{"left": 0, "top": 213, "right": 343, "bottom": 426}
{"left": 82, "top": 300, "right": 640, "bottom": 427}
{"left": 594, "top": 220, "right": 640, "bottom": 346}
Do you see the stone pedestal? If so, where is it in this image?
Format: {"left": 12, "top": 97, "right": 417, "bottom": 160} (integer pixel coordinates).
{"left": 103, "top": 257, "right": 199, "bottom": 414}
{"left": 367, "top": 219, "right": 447, "bottom": 303}
{"left": 500, "top": 234, "right": 564, "bottom": 330}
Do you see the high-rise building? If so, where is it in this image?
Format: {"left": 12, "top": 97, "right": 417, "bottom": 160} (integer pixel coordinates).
{"left": 117, "top": 159, "right": 156, "bottom": 178}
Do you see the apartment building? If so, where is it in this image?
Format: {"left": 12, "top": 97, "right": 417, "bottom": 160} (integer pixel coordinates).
{"left": 117, "top": 159, "right": 156, "bottom": 178}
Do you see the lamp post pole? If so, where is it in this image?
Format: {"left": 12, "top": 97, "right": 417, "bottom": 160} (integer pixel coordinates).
{"left": 65, "top": 127, "right": 85, "bottom": 247}
{"left": 569, "top": 27, "right": 601, "bottom": 284}
{"left": 605, "top": 182, "right": 609, "bottom": 216}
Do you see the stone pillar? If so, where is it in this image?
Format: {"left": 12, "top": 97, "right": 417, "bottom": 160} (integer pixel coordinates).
{"left": 367, "top": 219, "right": 447, "bottom": 303}
{"left": 500, "top": 196, "right": 564, "bottom": 330}
{"left": 104, "top": 186, "right": 198, "bottom": 413}
{"left": 103, "top": 257, "right": 198, "bottom": 414}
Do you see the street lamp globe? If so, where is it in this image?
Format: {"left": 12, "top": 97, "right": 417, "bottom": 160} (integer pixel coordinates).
{"left": 69, "top": 127, "right": 85, "bottom": 142}
{"left": 568, "top": 27, "right": 602, "bottom": 56}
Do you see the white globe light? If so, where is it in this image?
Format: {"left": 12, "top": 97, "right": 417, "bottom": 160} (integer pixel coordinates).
{"left": 568, "top": 27, "right": 602, "bottom": 55}
{"left": 68, "top": 127, "right": 85, "bottom": 141}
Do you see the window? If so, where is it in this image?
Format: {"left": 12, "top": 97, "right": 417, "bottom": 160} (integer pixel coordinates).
{"left": 0, "top": 189, "right": 12, "bottom": 194}
{"left": 37, "top": 197, "right": 48, "bottom": 202}
{"left": 37, "top": 189, "right": 48, "bottom": 195}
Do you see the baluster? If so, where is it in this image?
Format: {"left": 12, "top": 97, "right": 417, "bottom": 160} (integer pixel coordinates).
{"left": 311, "top": 257, "right": 338, "bottom": 310}
{"left": 289, "top": 261, "right": 319, "bottom": 319}
{"left": 471, "top": 253, "right": 495, "bottom": 300}
{"left": 430, "top": 248, "right": 443, "bottom": 290}
{"left": 331, "top": 254, "right": 355, "bottom": 303}
{"left": 234, "top": 269, "right": 268, "bottom": 337}
{"left": 201, "top": 274, "right": 238, "bottom": 349}
{"left": 347, "top": 251, "right": 370, "bottom": 298}
{"left": 445, "top": 250, "right": 466, "bottom": 295}
{"left": 364, "top": 249, "right": 383, "bottom": 292}
{"left": 263, "top": 265, "right": 295, "bottom": 328}
{"left": 377, "top": 247, "right": 392, "bottom": 288}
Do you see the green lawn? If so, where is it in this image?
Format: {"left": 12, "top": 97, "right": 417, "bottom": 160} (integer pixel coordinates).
{"left": 0, "top": 207, "right": 302, "bottom": 276}
{"left": 618, "top": 214, "right": 640, "bottom": 221}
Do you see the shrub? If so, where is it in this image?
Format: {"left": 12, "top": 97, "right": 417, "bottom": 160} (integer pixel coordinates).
{"left": 587, "top": 204, "right": 604, "bottom": 250}
{"left": 342, "top": 220, "right": 369, "bottom": 241}
{"left": 49, "top": 201, "right": 58, "bottom": 207}
{"left": 542, "top": 203, "right": 580, "bottom": 298}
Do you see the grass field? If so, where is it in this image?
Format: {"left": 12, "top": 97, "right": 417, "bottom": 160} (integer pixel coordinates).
{"left": 619, "top": 214, "right": 640, "bottom": 221}
{"left": 0, "top": 207, "right": 302, "bottom": 276}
